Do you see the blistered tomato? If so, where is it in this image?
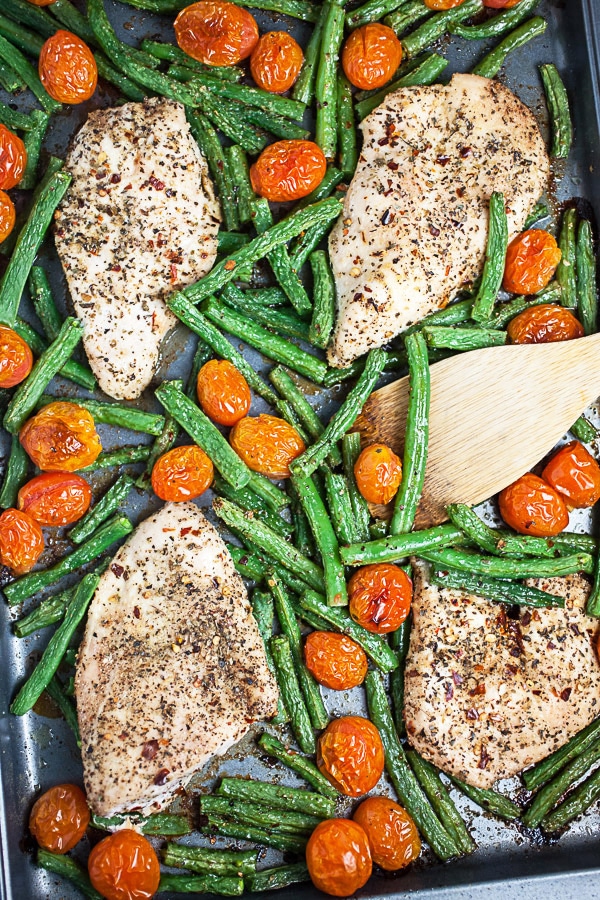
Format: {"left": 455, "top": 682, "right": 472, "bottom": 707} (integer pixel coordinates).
{"left": 151, "top": 444, "right": 214, "bottom": 501}
{"left": 27, "top": 0, "right": 58, "bottom": 5}
{"left": 506, "top": 304, "right": 584, "bottom": 344}
{"left": 0, "top": 325, "right": 33, "bottom": 388}
{"left": 0, "top": 124, "right": 27, "bottom": 190}
{"left": 348, "top": 563, "right": 412, "bottom": 633}
{"left": 39, "top": 30, "right": 97, "bottom": 104}
{"left": 342, "top": 23, "right": 402, "bottom": 91}
{"left": 0, "top": 508, "right": 44, "bottom": 574}
{"left": 88, "top": 830, "right": 160, "bottom": 900}
{"left": 18, "top": 472, "right": 92, "bottom": 526}
{"left": 354, "top": 442, "right": 402, "bottom": 504}
{"left": 353, "top": 796, "right": 421, "bottom": 871}
{"left": 19, "top": 401, "right": 102, "bottom": 472}
{"left": 304, "top": 631, "right": 368, "bottom": 690}
{"left": 196, "top": 359, "right": 251, "bottom": 426}
{"left": 484, "top": 0, "right": 521, "bottom": 7}
{"left": 317, "top": 715, "right": 385, "bottom": 797}
{"left": 250, "top": 140, "right": 327, "bottom": 201}
{"left": 502, "top": 229, "right": 562, "bottom": 294}
{"left": 499, "top": 472, "right": 569, "bottom": 537}
{"left": 174, "top": 1, "right": 258, "bottom": 66}
{"left": 306, "top": 819, "right": 372, "bottom": 897}
{"left": 250, "top": 32, "right": 304, "bottom": 93}
{"left": 542, "top": 441, "right": 600, "bottom": 509}
{"left": 0, "top": 191, "right": 16, "bottom": 244}
{"left": 29, "top": 784, "right": 89, "bottom": 853}
{"left": 230, "top": 414, "right": 305, "bottom": 478}
{"left": 424, "top": 0, "right": 466, "bottom": 8}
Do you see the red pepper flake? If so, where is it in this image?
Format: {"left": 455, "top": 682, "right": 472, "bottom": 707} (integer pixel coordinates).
{"left": 452, "top": 671, "right": 463, "bottom": 685}
{"left": 133, "top": 606, "right": 141, "bottom": 619}
{"left": 170, "top": 264, "right": 178, "bottom": 283}
{"left": 470, "top": 683, "right": 486, "bottom": 697}
{"left": 123, "top": 183, "right": 132, "bottom": 191}
{"left": 153, "top": 768, "right": 170, "bottom": 785}
{"left": 436, "top": 154, "right": 451, "bottom": 166}
{"left": 429, "top": 224, "right": 440, "bottom": 237}
{"left": 560, "top": 687, "right": 572, "bottom": 701}
{"left": 224, "top": 260, "right": 237, "bottom": 271}
{"left": 466, "top": 708, "right": 479, "bottom": 720}
{"left": 149, "top": 175, "right": 165, "bottom": 191}
{"left": 142, "top": 740, "right": 159, "bottom": 760}
{"left": 445, "top": 683, "right": 454, "bottom": 701}
{"left": 478, "top": 743, "right": 490, "bottom": 770}
{"left": 111, "top": 563, "right": 125, "bottom": 578}
{"left": 110, "top": 173, "right": 121, "bottom": 184}
{"left": 111, "top": 264, "right": 121, "bottom": 272}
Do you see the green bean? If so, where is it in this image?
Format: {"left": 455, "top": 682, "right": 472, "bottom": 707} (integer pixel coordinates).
{"left": 227, "top": 0, "right": 319, "bottom": 20}
{"left": 20, "top": 110, "right": 49, "bottom": 191}
{"left": 217, "top": 232, "right": 250, "bottom": 256}
{"left": 185, "top": 74, "right": 306, "bottom": 121}
{"left": 355, "top": 52, "right": 448, "bottom": 119}
{"left": 523, "top": 718, "right": 600, "bottom": 791}
{"left": 203, "top": 816, "right": 307, "bottom": 854}
{"left": 420, "top": 547, "right": 593, "bottom": 578}
{"left": 446, "top": 503, "right": 562, "bottom": 559}
{"left": 586, "top": 533, "right": 600, "bottom": 618}
{"left": 385, "top": 0, "right": 431, "bottom": 36}
{"left": 186, "top": 110, "right": 239, "bottom": 232}
{"left": 14, "top": 586, "right": 74, "bottom": 638}
{"left": 292, "top": 2, "right": 325, "bottom": 105}
{"left": 324, "top": 469, "right": 359, "bottom": 545}
{"left": 257, "top": 733, "right": 339, "bottom": 798}
{"left": 489, "top": 283, "right": 563, "bottom": 329}
{"left": 0, "top": 33, "right": 60, "bottom": 113}
{"left": 571, "top": 414, "right": 598, "bottom": 444}
{"left": 341, "top": 523, "right": 462, "bottom": 565}
{"left": 201, "top": 795, "right": 321, "bottom": 834}
{"left": 449, "top": 775, "right": 521, "bottom": 821}
{"left": 472, "top": 17, "right": 547, "bottom": 79}
{"left": 550, "top": 532, "right": 598, "bottom": 555}
{"left": 401, "top": 0, "right": 483, "bottom": 58}
{"left": 315, "top": 0, "right": 345, "bottom": 160}
{"left": 94, "top": 813, "right": 191, "bottom": 836}
{"left": 135, "top": 412, "right": 177, "bottom": 492}
{"left": 141, "top": 40, "right": 240, "bottom": 81}
{"left": 236, "top": 540, "right": 314, "bottom": 596}
{"left": 36, "top": 395, "right": 165, "bottom": 436}
{"left": 289, "top": 216, "right": 338, "bottom": 272}
{"left": 273, "top": 633, "right": 316, "bottom": 753}
{"left": 292, "top": 167, "right": 345, "bottom": 217}
{"left": 471, "top": 193, "right": 508, "bottom": 322}
{"left": 215, "top": 476, "right": 292, "bottom": 537}
{"left": 69, "top": 475, "right": 134, "bottom": 545}
{"left": 37, "top": 849, "right": 102, "bottom": 900}
{"left": 292, "top": 472, "right": 347, "bottom": 607}
{"left": 342, "top": 433, "right": 370, "bottom": 542}
{"left": 252, "top": 590, "right": 289, "bottom": 724}
{"left": 389, "top": 614, "right": 411, "bottom": 735}
{"left": 289, "top": 481, "right": 316, "bottom": 557}
{"left": 0, "top": 0, "right": 56, "bottom": 38}
{"left": 218, "top": 776, "right": 336, "bottom": 818}
{"left": 191, "top": 89, "right": 269, "bottom": 155}
{"left": 248, "top": 472, "right": 289, "bottom": 512}
{"left": 78, "top": 446, "right": 151, "bottom": 472}
{"left": 369, "top": 520, "right": 389, "bottom": 539}
{"left": 541, "top": 765, "right": 600, "bottom": 832}
{"left": 430, "top": 567, "right": 564, "bottom": 609}
{"left": 0, "top": 434, "right": 28, "bottom": 509}
{"left": 0, "top": 64, "right": 30, "bottom": 96}
{"left": 245, "top": 863, "right": 310, "bottom": 893}
{"left": 556, "top": 207, "right": 578, "bottom": 309}
{"left": 308, "top": 250, "right": 336, "bottom": 349}
{"left": 223, "top": 149, "right": 253, "bottom": 228}
{"left": 523, "top": 201, "right": 551, "bottom": 230}
{"left": 539, "top": 63, "right": 572, "bottom": 159}
{"left": 406, "top": 751, "right": 475, "bottom": 855}
{"left": 269, "top": 366, "right": 341, "bottom": 467}
{"left": 423, "top": 325, "right": 506, "bottom": 351}
{"left": 576, "top": 219, "right": 597, "bottom": 336}
{"left": 0, "top": 101, "right": 36, "bottom": 132}
{"left": 523, "top": 739, "right": 600, "bottom": 828}
{"left": 162, "top": 844, "right": 255, "bottom": 874}
{"left": 28, "top": 267, "right": 62, "bottom": 343}
{"left": 250, "top": 198, "right": 313, "bottom": 316}
{"left": 347, "top": 0, "right": 409, "bottom": 28}
{"left": 336, "top": 72, "right": 358, "bottom": 178}
{"left": 45, "top": 674, "right": 80, "bottom": 743}
{"left": 404, "top": 298, "right": 474, "bottom": 336}
{"left": 159, "top": 871, "right": 244, "bottom": 895}
{"left": 453, "top": 0, "right": 539, "bottom": 38}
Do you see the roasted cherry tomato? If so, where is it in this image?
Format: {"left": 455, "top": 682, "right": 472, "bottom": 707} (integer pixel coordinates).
{"left": 317, "top": 715, "right": 385, "bottom": 797}
{"left": 174, "top": 1, "right": 258, "bottom": 66}
{"left": 250, "top": 31, "right": 304, "bottom": 93}
{"left": 0, "top": 190, "right": 16, "bottom": 244}
{"left": 0, "top": 324, "right": 33, "bottom": 388}
{"left": 0, "top": 508, "right": 44, "bottom": 574}
{"left": 230, "top": 414, "right": 305, "bottom": 478}
{"left": 18, "top": 472, "right": 92, "bottom": 526}
{"left": 342, "top": 23, "right": 402, "bottom": 91}
{"left": 304, "top": 631, "right": 368, "bottom": 691}
{"left": 542, "top": 441, "right": 600, "bottom": 509}
{"left": 29, "top": 784, "right": 89, "bottom": 853}
{"left": 354, "top": 442, "right": 402, "bottom": 505}
{"left": 348, "top": 563, "right": 412, "bottom": 634}
{"left": 353, "top": 796, "right": 421, "bottom": 871}
{"left": 19, "top": 401, "right": 102, "bottom": 473}
{"left": 151, "top": 444, "right": 214, "bottom": 502}
{"left": 88, "top": 829, "right": 160, "bottom": 900}
{"left": 196, "top": 359, "right": 251, "bottom": 426}
{"left": 498, "top": 472, "right": 569, "bottom": 537}
{"left": 27, "top": 0, "right": 58, "bottom": 5}
{"left": 39, "top": 30, "right": 97, "bottom": 104}
{"left": 484, "top": 0, "right": 521, "bottom": 7}
{"left": 424, "top": 0, "right": 466, "bottom": 8}
{"left": 502, "top": 229, "right": 562, "bottom": 295}
{"left": 0, "top": 124, "right": 27, "bottom": 190}
{"left": 250, "top": 139, "right": 327, "bottom": 201}
{"left": 306, "top": 818, "right": 372, "bottom": 897}
{"left": 506, "top": 304, "right": 584, "bottom": 344}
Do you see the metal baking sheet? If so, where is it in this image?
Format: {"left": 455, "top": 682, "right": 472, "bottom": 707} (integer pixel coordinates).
{"left": 2, "top": 0, "right": 600, "bottom": 897}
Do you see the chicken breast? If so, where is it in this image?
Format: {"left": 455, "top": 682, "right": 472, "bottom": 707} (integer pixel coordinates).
{"left": 328, "top": 74, "right": 549, "bottom": 367}
{"left": 403, "top": 563, "right": 600, "bottom": 788}
{"left": 54, "top": 98, "right": 221, "bottom": 400}
{"left": 75, "top": 503, "right": 278, "bottom": 816}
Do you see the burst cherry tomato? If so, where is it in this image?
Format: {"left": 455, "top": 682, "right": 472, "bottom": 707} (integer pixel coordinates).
{"left": 317, "top": 716, "right": 385, "bottom": 797}
{"left": 342, "top": 23, "right": 402, "bottom": 91}
{"left": 354, "top": 442, "right": 402, "bottom": 505}
{"left": 196, "top": 359, "right": 251, "bottom": 426}
{"left": 304, "top": 631, "right": 368, "bottom": 691}
{"left": 502, "top": 229, "right": 562, "bottom": 295}
{"left": 250, "top": 32, "right": 304, "bottom": 93}
{"left": 498, "top": 472, "right": 569, "bottom": 537}
{"left": 542, "top": 441, "right": 600, "bottom": 509}
{"left": 174, "top": 1, "right": 258, "bottom": 66}
{"left": 151, "top": 444, "right": 214, "bottom": 501}
{"left": 0, "top": 124, "right": 27, "bottom": 190}
{"left": 39, "top": 30, "right": 97, "bottom": 104}
{"left": 353, "top": 796, "right": 421, "bottom": 871}
{"left": 88, "top": 830, "right": 160, "bottom": 900}
{"left": 0, "top": 190, "right": 16, "bottom": 244}
{"left": 506, "top": 304, "right": 584, "bottom": 344}
{"left": 348, "top": 563, "right": 412, "bottom": 634}
{"left": 250, "top": 139, "right": 327, "bottom": 201}
{"left": 424, "top": 0, "right": 466, "bottom": 8}
{"left": 0, "top": 325, "right": 33, "bottom": 388}
{"left": 19, "top": 401, "right": 102, "bottom": 473}
{"left": 29, "top": 784, "right": 89, "bottom": 853}
{"left": 0, "top": 508, "right": 44, "bottom": 574}
{"left": 306, "top": 818, "right": 372, "bottom": 897}
{"left": 18, "top": 472, "right": 92, "bottom": 526}
{"left": 230, "top": 414, "right": 305, "bottom": 478}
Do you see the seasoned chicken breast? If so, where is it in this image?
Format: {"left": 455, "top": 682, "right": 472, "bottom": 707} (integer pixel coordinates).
{"left": 75, "top": 503, "right": 278, "bottom": 816}
{"left": 328, "top": 74, "right": 549, "bottom": 367}
{"left": 404, "top": 563, "right": 600, "bottom": 789}
{"left": 54, "top": 98, "right": 221, "bottom": 400}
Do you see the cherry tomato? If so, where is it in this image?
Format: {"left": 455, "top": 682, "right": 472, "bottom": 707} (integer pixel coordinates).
{"left": 0, "top": 124, "right": 27, "bottom": 190}
{"left": 484, "top": 0, "right": 521, "bottom": 7}
{"left": 27, "top": 0, "right": 58, "bottom": 5}
{"left": 342, "top": 24, "right": 402, "bottom": 91}
{"left": 151, "top": 444, "right": 214, "bottom": 501}
{"left": 174, "top": 1, "right": 258, "bottom": 67}
{"left": 196, "top": 359, "right": 251, "bottom": 426}
{"left": 17, "top": 472, "right": 92, "bottom": 526}
{"left": 354, "top": 442, "right": 402, "bottom": 505}
{"left": 304, "top": 631, "right": 368, "bottom": 691}
{"left": 306, "top": 818, "right": 372, "bottom": 897}
{"left": 230, "top": 414, "right": 305, "bottom": 478}
{"left": 498, "top": 472, "right": 569, "bottom": 537}
{"left": 250, "top": 139, "right": 327, "bottom": 201}
{"left": 502, "top": 229, "right": 562, "bottom": 295}
{"left": 250, "top": 32, "right": 304, "bottom": 93}
{"left": 0, "top": 324, "right": 33, "bottom": 388}
{"left": 317, "top": 715, "right": 385, "bottom": 797}
{"left": 506, "top": 304, "right": 584, "bottom": 344}
{"left": 424, "top": 0, "right": 466, "bottom": 8}
{"left": 39, "top": 31, "right": 97, "bottom": 104}
{"left": 88, "top": 829, "right": 160, "bottom": 900}
{"left": 19, "top": 401, "right": 102, "bottom": 473}
{"left": 353, "top": 796, "right": 421, "bottom": 871}
{"left": 542, "top": 441, "right": 600, "bottom": 509}
{"left": 0, "top": 508, "right": 44, "bottom": 574}
{"left": 0, "top": 190, "right": 16, "bottom": 245}
{"left": 29, "top": 784, "right": 89, "bottom": 853}
{"left": 348, "top": 563, "right": 412, "bottom": 634}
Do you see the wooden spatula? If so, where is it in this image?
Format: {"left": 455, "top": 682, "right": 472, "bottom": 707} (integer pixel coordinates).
{"left": 353, "top": 335, "right": 600, "bottom": 528}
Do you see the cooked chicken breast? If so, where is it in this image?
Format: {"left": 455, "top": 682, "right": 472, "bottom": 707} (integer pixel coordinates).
{"left": 328, "top": 74, "right": 549, "bottom": 367}
{"left": 54, "top": 98, "right": 221, "bottom": 400}
{"left": 403, "top": 563, "right": 600, "bottom": 788}
{"left": 75, "top": 503, "right": 278, "bottom": 816}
